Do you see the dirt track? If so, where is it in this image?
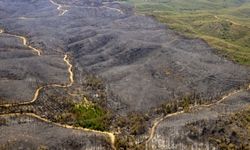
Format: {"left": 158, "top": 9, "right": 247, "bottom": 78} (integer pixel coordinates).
{"left": 0, "top": 28, "right": 73, "bottom": 107}
{"left": 0, "top": 0, "right": 116, "bottom": 149}
{"left": 147, "top": 86, "right": 250, "bottom": 149}
{"left": 0, "top": 114, "right": 113, "bottom": 150}
{"left": 0, "top": 0, "right": 250, "bottom": 149}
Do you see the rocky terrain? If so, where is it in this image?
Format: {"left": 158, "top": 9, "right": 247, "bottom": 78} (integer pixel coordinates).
{"left": 0, "top": 0, "right": 249, "bottom": 149}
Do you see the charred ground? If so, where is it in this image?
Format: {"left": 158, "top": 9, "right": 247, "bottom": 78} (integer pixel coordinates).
{"left": 0, "top": 0, "right": 249, "bottom": 149}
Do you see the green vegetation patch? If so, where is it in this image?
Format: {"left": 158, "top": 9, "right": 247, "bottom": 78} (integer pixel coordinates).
{"left": 72, "top": 98, "right": 110, "bottom": 131}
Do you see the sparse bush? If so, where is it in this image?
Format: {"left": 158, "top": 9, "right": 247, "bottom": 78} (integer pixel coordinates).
{"left": 86, "top": 75, "right": 104, "bottom": 90}
{"left": 129, "top": 113, "right": 147, "bottom": 135}
{"left": 0, "top": 118, "right": 7, "bottom": 126}
{"left": 115, "top": 135, "right": 139, "bottom": 150}
{"left": 161, "top": 102, "right": 178, "bottom": 115}
{"left": 186, "top": 107, "right": 250, "bottom": 149}
{"left": 182, "top": 96, "right": 191, "bottom": 112}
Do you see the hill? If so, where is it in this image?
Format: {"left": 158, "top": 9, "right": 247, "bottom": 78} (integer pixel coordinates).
{"left": 127, "top": 0, "right": 250, "bottom": 65}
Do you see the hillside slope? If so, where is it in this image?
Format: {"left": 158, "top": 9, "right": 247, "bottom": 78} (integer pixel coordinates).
{"left": 127, "top": 0, "right": 250, "bottom": 65}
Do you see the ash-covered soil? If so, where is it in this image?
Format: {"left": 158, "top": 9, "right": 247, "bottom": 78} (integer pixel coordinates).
{"left": 0, "top": 114, "right": 112, "bottom": 150}
{"left": 0, "top": 0, "right": 249, "bottom": 112}
{"left": 149, "top": 89, "right": 250, "bottom": 149}
{"left": 0, "top": 0, "right": 250, "bottom": 149}
{"left": 0, "top": 32, "right": 68, "bottom": 104}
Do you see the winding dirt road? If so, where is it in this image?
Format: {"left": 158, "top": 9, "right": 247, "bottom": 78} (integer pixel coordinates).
{"left": 0, "top": 29, "right": 41, "bottom": 56}
{"left": 0, "top": 1, "right": 117, "bottom": 149}
{"left": 0, "top": 2, "right": 73, "bottom": 107}
{"left": 101, "top": 5, "right": 124, "bottom": 14}
{"left": 0, "top": 30, "right": 116, "bottom": 148}
{"left": 49, "top": 0, "right": 124, "bottom": 15}
{"left": 2, "top": 1, "right": 249, "bottom": 150}
{"left": 144, "top": 84, "right": 250, "bottom": 149}
{"left": 0, "top": 113, "right": 116, "bottom": 150}
{"left": 49, "top": 0, "right": 68, "bottom": 16}
{"left": 0, "top": 30, "right": 74, "bottom": 107}
{"left": 0, "top": 29, "right": 116, "bottom": 149}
